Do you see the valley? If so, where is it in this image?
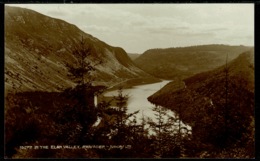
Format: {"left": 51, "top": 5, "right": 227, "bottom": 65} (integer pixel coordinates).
{"left": 4, "top": 5, "right": 255, "bottom": 159}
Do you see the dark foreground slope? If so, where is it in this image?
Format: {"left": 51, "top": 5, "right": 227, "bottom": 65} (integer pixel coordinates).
{"left": 135, "top": 45, "right": 252, "bottom": 80}
{"left": 5, "top": 6, "right": 154, "bottom": 93}
{"left": 148, "top": 49, "right": 254, "bottom": 157}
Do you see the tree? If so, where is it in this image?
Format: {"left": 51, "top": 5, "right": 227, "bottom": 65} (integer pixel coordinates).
{"left": 112, "top": 87, "right": 139, "bottom": 145}
{"left": 148, "top": 105, "right": 179, "bottom": 158}
{"left": 93, "top": 87, "right": 140, "bottom": 158}
{"left": 59, "top": 36, "right": 103, "bottom": 145}
{"left": 223, "top": 53, "right": 229, "bottom": 146}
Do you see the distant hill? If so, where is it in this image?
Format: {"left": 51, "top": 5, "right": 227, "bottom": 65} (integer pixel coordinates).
{"left": 127, "top": 53, "right": 141, "bottom": 60}
{"left": 5, "top": 6, "right": 154, "bottom": 93}
{"left": 148, "top": 49, "right": 254, "bottom": 152}
{"left": 134, "top": 45, "right": 252, "bottom": 80}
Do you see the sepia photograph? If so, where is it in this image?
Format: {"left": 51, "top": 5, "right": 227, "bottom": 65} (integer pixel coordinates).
{"left": 4, "top": 3, "right": 254, "bottom": 158}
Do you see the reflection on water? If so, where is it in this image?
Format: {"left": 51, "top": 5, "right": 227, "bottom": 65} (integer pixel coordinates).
{"left": 104, "top": 80, "right": 191, "bottom": 134}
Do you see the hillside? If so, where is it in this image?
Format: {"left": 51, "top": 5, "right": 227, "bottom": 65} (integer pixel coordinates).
{"left": 134, "top": 45, "right": 252, "bottom": 80}
{"left": 148, "top": 49, "right": 254, "bottom": 155}
{"left": 5, "top": 6, "right": 155, "bottom": 93}
{"left": 127, "top": 53, "right": 140, "bottom": 60}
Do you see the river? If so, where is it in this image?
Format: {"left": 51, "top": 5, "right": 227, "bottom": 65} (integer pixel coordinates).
{"left": 103, "top": 80, "right": 191, "bottom": 134}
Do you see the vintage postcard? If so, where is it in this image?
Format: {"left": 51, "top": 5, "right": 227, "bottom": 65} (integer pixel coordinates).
{"left": 4, "top": 3, "right": 254, "bottom": 159}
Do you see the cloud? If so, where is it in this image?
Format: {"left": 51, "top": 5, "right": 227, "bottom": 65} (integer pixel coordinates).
{"left": 47, "top": 10, "right": 68, "bottom": 17}
{"left": 83, "top": 25, "right": 110, "bottom": 32}
{"left": 205, "top": 28, "right": 228, "bottom": 32}
{"left": 145, "top": 26, "right": 188, "bottom": 35}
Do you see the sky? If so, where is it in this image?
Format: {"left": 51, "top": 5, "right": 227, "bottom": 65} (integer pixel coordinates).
{"left": 7, "top": 4, "right": 254, "bottom": 54}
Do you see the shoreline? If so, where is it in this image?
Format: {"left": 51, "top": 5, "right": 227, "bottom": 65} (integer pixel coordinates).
{"left": 105, "top": 77, "right": 163, "bottom": 92}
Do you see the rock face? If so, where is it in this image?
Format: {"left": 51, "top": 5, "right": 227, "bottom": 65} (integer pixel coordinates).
{"left": 5, "top": 6, "right": 150, "bottom": 93}
{"left": 134, "top": 45, "right": 252, "bottom": 80}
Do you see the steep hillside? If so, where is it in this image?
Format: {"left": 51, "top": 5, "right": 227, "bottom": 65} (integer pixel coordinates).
{"left": 5, "top": 6, "right": 153, "bottom": 93}
{"left": 148, "top": 49, "right": 254, "bottom": 154}
{"left": 134, "top": 45, "right": 252, "bottom": 80}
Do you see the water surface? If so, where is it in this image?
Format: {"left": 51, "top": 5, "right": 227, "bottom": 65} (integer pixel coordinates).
{"left": 104, "top": 80, "right": 191, "bottom": 134}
